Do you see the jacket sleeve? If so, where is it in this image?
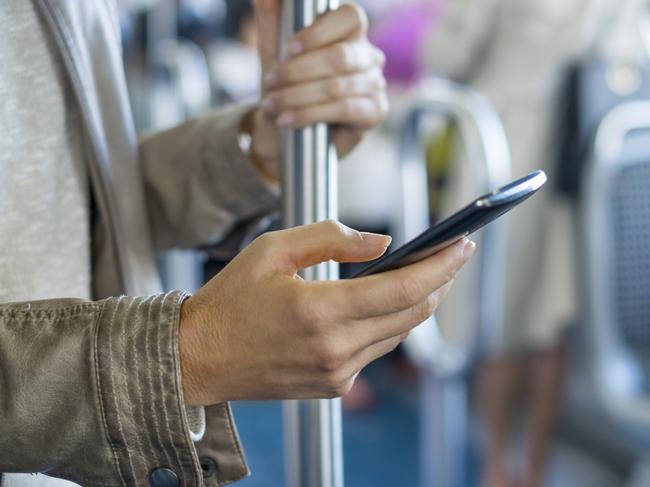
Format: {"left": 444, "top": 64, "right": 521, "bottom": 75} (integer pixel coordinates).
{"left": 421, "top": 0, "right": 499, "bottom": 81}
{"left": 139, "top": 104, "right": 280, "bottom": 252}
{"left": 0, "top": 292, "right": 248, "bottom": 486}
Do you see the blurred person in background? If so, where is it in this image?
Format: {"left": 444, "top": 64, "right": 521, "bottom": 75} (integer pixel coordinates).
{"left": 207, "top": 0, "right": 262, "bottom": 103}
{"left": 0, "top": 1, "right": 476, "bottom": 486}
{"left": 423, "top": 1, "right": 648, "bottom": 486}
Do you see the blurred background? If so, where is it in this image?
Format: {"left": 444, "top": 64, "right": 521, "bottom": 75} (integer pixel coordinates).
{"left": 118, "top": 0, "right": 650, "bottom": 485}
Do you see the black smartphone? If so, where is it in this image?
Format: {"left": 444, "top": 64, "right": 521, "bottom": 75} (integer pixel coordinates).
{"left": 351, "top": 170, "right": 547, "bottom": 278}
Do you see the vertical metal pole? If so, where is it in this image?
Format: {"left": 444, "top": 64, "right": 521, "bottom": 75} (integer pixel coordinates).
{"left": 280, "top": 1, "right": 344, "bottom": 487}
{"left": 420, "top": 372, "right": 467, "bottom": 487}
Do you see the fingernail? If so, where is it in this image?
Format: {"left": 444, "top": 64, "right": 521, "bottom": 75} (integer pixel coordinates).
{"left": 285, "top": 39, "right": 303, "bottom": 56}
{"left": 261, "top": 97, "right": 276, "bottom": 115}
{"left": 277, "top": 113, "right": 296, "bottom": 127}
{"left": 361, "top": 232, "right": 392, "bottom": 248}
{"left": 264, "top": 70, "right": 278, "bottom": 88}
{"left": 461, "top": 238, "right": 476, "bottom": 262}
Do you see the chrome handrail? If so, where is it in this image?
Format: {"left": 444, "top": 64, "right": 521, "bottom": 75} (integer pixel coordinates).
{"left": 398, "top": 77, "right": 511, "bottom": 377}
{"left": 395, "top": 78, "right": 511, "bottom": 487}
{"left": 281, "top": 2, "right": 344, "bottom": 487}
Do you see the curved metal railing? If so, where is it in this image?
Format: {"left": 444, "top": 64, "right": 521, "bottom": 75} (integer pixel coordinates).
{"left": 397, "top": 77, "right": 511, "bottom": 377}
{"left": 395, "top": 78, "right": 511, "bottom": 487}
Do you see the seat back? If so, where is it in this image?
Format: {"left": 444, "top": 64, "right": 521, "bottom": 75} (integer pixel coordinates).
{"left": 611, "top": 156, "right": 650, "bottom": 353}
{"left": 580, "top": 101, "right": 650, "bottom": 400}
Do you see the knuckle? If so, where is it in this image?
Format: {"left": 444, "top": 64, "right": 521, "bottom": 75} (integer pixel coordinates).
{"left": 342, "top": 98, "right": 357, "bottom": 118}
{"left": 314, "top": 338, "right": 346, "bottom": 373}
{"left": 252, "top": 232, "right": 277, "bottom": 255}
{"left": 427, "top": 292, "right": 441, "bottom": 314}
{"left": 355, "top": 95, "right": 388, "bottom": 131}
{"left": 327, "top": 78, "right": 346, "bottom": 98}
{"left": 440, "top": 279, "right": 455, "bottom": 298}
{"left": 412, "top": 302, "right": 429, "bottom": 324}
{"left": 416, "top": 294, "right": 439, "bottom": 322}
{"left": 331, "top": 43, "right": 353, "bottom": 71}
{"left": 397, "top": 276, "right": 423, "bottom": 308}
{"left": 293, "top": 292, "right": 321, "bottom": 330}
{"left": 374, "top": 47, "right": 386, "bottom": 67}
{"left": 323, "top": 219, "right": 346, "bottom": 237}
{"left": 444, "top": 255, "right": 464, "bottom": 282}
{"left": 350, "top": 73, "right": 365, "bottom": 95}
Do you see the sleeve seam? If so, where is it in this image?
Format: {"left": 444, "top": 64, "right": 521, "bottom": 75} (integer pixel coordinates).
{"left": 168, "top": 291, "right": 203, "bottom": 475}
{"left": 94, "top": 298, "right": 128, "bottom": 486}
{"left": 0, "top": 302, "right": 100, "bottom": 318}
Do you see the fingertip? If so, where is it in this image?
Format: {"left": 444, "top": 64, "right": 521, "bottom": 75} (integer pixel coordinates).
{"left": 360, "top": 232, "right": 392, "bottom": 249}
{"left": 339, "top": 2, "right": 369, "bottom": 33}
{"left": 331, "top": 226, "right": 391, "bottom": 263}
{"left": 461, "top": 239, "right": 477, "bottom": 262}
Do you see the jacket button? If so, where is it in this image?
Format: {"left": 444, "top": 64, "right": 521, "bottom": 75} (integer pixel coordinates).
{"left": 200, "top": 457, "right": 218, "bottom": 478}
{"left": 149, "top": 467, "right": 179, "bottom": 487}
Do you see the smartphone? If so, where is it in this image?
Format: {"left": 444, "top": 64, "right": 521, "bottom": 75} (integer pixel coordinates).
{"left": 351, "top": 170, "right": 547, "bottom": 278}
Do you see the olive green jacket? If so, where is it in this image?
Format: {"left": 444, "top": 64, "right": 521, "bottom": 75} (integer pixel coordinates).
{"left": 0, "top": 0, "right": 277, "bottom": 485}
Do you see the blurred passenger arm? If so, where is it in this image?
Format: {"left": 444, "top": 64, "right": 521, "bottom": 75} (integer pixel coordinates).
{"left": 139, "top": 104, "right": 280, "bottom": 252}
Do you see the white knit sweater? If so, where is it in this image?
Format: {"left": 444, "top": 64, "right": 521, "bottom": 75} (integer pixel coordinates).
{"left": 0, "top": 2, "right": 91, "bottom": 485}
{"left": 0, "top": 3, "right": 204, "bottom": 485}
{"left": 0, "top": 1, "right": 91, "bottom": 305}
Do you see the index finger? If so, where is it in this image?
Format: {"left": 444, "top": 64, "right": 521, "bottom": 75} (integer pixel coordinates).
{"left": 287, "top": 4, "right": 368, "bottom": 55}
{"left": 318, "top": 238, "right": 476, "bottom": 320}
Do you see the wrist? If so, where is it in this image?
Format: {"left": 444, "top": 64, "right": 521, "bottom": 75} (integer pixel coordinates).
{"left": 239, "top": 108, "right": 280, "bottom": 185}
{"left": 179, "top": 298, "right": 221, "bottom": 406}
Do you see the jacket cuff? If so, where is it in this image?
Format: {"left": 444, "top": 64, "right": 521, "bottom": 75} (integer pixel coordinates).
{"left": 93, "top": 292, "right": 248, "bottom": 485}
{"left": 92, "top": 292, "right": 201, "bottom": 485}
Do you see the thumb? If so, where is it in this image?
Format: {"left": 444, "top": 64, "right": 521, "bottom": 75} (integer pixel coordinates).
{"left": 253, "top": 0, "right": 281, "bottom": 77}
{"left": 273, "top": 220, "right": 392, "bottom": 273}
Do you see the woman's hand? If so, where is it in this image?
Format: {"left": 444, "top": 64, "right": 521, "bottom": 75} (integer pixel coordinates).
{"left": 179, "top": 221, "right": 475, "bottom": 406}
{"left": 249, "top": 0, "right": 388, "bottom": 178}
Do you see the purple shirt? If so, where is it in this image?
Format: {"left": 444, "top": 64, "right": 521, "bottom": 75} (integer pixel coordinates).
{"left": 370, "top": 1, "right": 440, "bottom": 86}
